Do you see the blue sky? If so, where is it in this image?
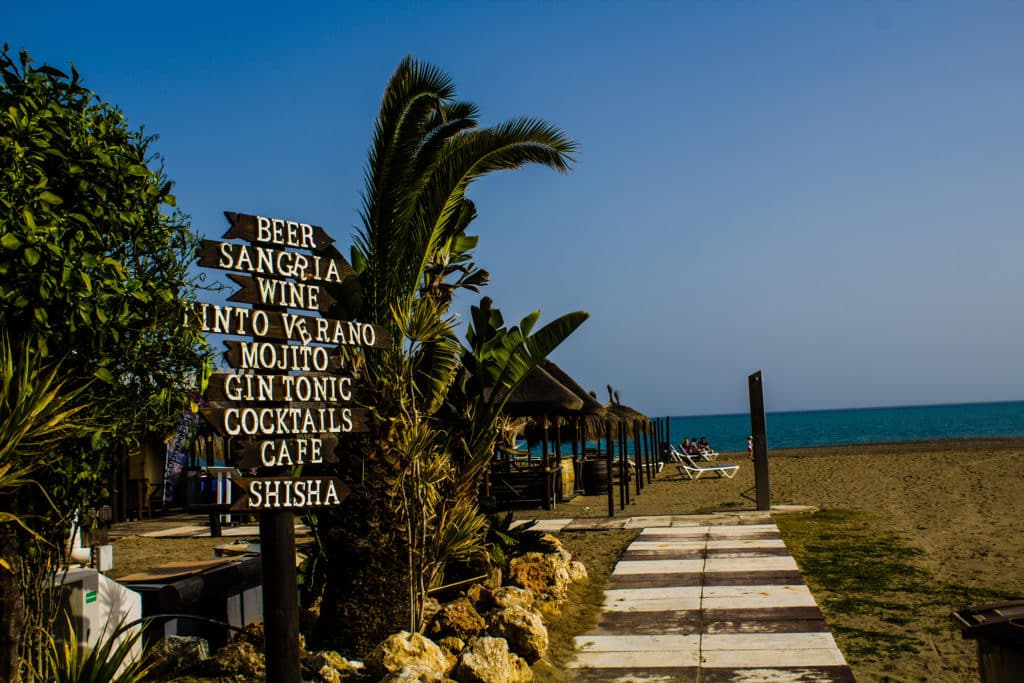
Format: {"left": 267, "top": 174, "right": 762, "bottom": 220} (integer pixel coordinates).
{"left": 7, "top": 1, "right": 1024, "bottom": 416}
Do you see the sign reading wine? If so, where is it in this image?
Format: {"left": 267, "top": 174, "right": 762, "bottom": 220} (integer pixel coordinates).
{"left": 193, "top": 211, "right": 390, "bottom": 510}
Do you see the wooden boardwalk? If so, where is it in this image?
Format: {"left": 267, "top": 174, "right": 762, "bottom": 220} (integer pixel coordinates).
{"left": 561, "top": 517, "right": 854, "bottom": 683}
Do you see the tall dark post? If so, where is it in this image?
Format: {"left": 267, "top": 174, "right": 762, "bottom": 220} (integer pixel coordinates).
{"left": 644, "top": 421, "right": 653, "bottom": 482}
{"left": 630, "top": 423, "right": 638, "bottom": 493}
{"left": 665, "top": 415, "right": 671, "bottom": 454}
{"left": 261, "top": 510, "right": 300, "bottom": 683}
{"left": 541, "top": 415, "right": 552, "bottom": 510}
{"left": 606, "top": 420, "right": 615, "bottom": 517}
{"left": 619, "top": 428, "right": 628, "bottom": 508}
{"left": 748, "top": 370, "right": 771, "bottom": 511}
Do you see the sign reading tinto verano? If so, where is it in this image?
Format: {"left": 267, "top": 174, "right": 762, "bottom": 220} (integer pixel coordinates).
{"left": 193, "top": 210, "right": 388, "bottom": 511}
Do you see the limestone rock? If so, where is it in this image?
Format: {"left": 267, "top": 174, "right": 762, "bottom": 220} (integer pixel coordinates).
{"left": 302, "top": 650, "right": 364, "bottom": 682}
{"left": 437, "top": 636, "right": 465, "bottom": 655}
{"left": 207, "top": 640, "right": 265, "bottom": 678}
{"left": 379, "top": 663, "right": 452, "bottom": 682}
{"left": 366, "top": 631, "right": 451, "bottom": 677}
{"left": 489, "top": 606, "right": 548, "bottom": 663}
{"left": 568, "top": 560, "right": 588, "bottom": 582}
{"left": 422, "top": 597, "right": 443, "bottom": 626}
{"left": 508, "top": 552, "right": 571, "bottom": 601}
{"left": 492, "top": 585, "right": 535, "bottom": 611}
{"left": 148, "top": 635, "right": 208, "bottom": 677}
{"left": 429, "top": 597, "right": 486, "bottom": 641}
{"left": 458, "top": 636, "right": 532, "bottom": 683}
{"left": 465, "top": 582, "right": 494, "bottom": 612}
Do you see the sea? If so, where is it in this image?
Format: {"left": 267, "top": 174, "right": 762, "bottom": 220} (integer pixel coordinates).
{"left": 662, "top": 400, "right": 1024, "bottom": 454}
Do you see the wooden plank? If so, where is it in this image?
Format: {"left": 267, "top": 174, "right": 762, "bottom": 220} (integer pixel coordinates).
{"left": 199, "top": 406, "right": 369, "bottom": 436}
{"left": 223, "top": 211, "right": 334, "bottom": 252}
{"left": 229, "top": 476, "right": 350, "bottom": 511}
{"left": 234, "top": 436, "right": 339, "bottom": 469}
{"left": 189, "top": 302, "right": 393, "bottom": 349}
{"left": 221, "top": 340, "right": 344, "bottom": 372}
{"left": 208, "top": 372, "right": 354, "bottom": 403}
{"left": 226, "top": 273, "right": 336, "bottom": 313}
{"left": 198, "top": 239, "right": 355, "bottom": 284}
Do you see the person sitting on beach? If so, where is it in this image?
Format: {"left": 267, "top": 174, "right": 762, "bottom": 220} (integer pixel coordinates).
{"left": 681, "top": 437, "right": 692, "bottom": 454}
{"left": 686, "top": 438, "right": 700, "bottom": 455}
{"left": 698, "top": 436, "right": 711, "bottom": 454}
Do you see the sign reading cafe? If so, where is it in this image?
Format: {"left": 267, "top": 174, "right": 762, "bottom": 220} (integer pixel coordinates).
{"left": 192, "top": 211, "right": 390, "bottom": 511}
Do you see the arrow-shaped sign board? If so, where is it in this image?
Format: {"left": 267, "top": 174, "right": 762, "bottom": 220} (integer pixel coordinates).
{"left": 227, "top": 273, "right": 337, "bottom": 313}
{"left": 198, "top": 239, "right": 355, "bottom": 284}
{"left": 223, "top": 211, "right": 335, "bottom": 252}
{"left": 208, "top": 372, "right": 354, "bottom": 403}
{"left": 229, "top": 476, "right": 350, "bottom": 511}
{"left": 221, "top": 340, "right": 347, "bottom": 373}
{"left": 200, "top": 406, "right": 369, "bottom": 437}
{"left": 234, "top": 436, "right": 339, "bottom": 469}
{"left": 189, "top": 303, "right": 393, "bottom": 349}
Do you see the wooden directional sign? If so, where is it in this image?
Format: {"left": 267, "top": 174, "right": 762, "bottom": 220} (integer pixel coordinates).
{"left": 224, "top": 212, "right": 335, "bottom": 252}
{"left": 208, "top": 372, "right": 354, "bottom": 403}
{"left": 222, "top": 340, "right": 342, "bottom": 373}
{"left": 234, "top": 436, "right": 339, "bottom": 469}
{"left": 198, "top": 239, "right": 355, "bottom": 284}
{"left": 190, "top": 303, "right": 393, "bottom": 349}
{"left": 226, "top": 273, "right": 336, "bottom": 313}
{"left": 200, "top": 406, "right": 369, "bottom": 437}
{"left": 229, "top": 476, "right": 350, "bottom": 511}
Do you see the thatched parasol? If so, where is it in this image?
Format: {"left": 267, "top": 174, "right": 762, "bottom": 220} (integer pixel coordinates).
{"left": 502, "top": 365, "right": 583, "bottom": 417}
{"left": 539, "top": 360, "right": 606, "bottom": 417}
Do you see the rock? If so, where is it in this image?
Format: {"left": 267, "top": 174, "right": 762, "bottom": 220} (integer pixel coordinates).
{"left": 465, "top": 583, "right": 494, "bottom": 611}
{"left": 489, "top": 606, "right": 548, "bottom": 663}
{"left": 568, "top": 560, "right": 588, "bottom": 582}
{"left": 437, "top": 636, "right": 465, "bottom": 655}
{"left": 302, "top": 650, "right": 364, "bottom": 682}
{"left": 233, "top": 620, "right": 265, "bottom": 647}
{"left": 457, "top": 637, "right": 532, "bottom": 683}
{"left": 148, "top": 635, "right": 208, "bottom": 677}
{"left": 508, "top": 552, "right": 571, "bottom": 601}
{"left": 207, "top": 640, "right": 265, "bottom": 678}
{"left": 429, "top": 597, "right": 486, "bottom": 641}
{"left": 379, "top": 663, "right": 451, "bottom": 682}
{"left": 491, "top": 586, "right": 535, "bottom": 611}
{"left": 366, "top": 631, "right": 451, "bottom": 677}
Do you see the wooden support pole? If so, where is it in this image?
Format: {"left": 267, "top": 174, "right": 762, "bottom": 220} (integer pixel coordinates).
{"left": 260, "top": 510, "right": 300, "bottom": 683}
{"left": 542, "top": 415, "right": 552, "bottom": 511}
{"left": 606, "top": 420, "right": 614, "bottom": 517}
{"left": 619, "top": 427, "right": 628, "bottom": 509}
{"left": 644, "top": 421, "right": 653, "bottom": 482}
{"left": 748, "top": 370, "right": 771, "bottom": 511}
{"left": 630, "top": 423, "right": 638, "bottom": 493}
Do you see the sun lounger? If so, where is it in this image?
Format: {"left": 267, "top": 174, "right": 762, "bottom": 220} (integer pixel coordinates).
{"left": 676, "top": 454, "right": 739, "bottom": 480}
{"left": 669, "top": 445, "right": 719, "bottom": 463}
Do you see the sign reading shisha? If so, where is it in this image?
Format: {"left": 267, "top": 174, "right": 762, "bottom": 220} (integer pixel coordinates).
{"left": 194, "top": 211, "right": 390, "bottom": 510}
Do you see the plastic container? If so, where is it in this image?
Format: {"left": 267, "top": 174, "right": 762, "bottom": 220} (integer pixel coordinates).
{"left": 952, "top": 600, "right": 1024, "bottom": 683}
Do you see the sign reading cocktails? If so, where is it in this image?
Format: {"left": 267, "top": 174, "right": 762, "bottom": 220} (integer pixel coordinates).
{"left": 191, "top": 211, "right": 390, "bottom": 511}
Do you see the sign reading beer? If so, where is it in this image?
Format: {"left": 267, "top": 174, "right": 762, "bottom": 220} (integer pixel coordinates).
{"left": 193, "top": 210, "right": 388, "bottom": 510}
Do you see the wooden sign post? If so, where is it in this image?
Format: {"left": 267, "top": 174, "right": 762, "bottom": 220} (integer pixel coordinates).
{"left": 748, "top": 370, "right": 771, "bottom": 512}
{"left": 192, "top": 211, "right": 389, "bottom": 682}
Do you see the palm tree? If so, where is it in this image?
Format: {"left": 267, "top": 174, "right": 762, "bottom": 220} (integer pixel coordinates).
{"left": 312, "top": 56, "right": 583, "bottom": 650}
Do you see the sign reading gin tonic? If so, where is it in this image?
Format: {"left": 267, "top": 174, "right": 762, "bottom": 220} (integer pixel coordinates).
{"left": 194, "top": 211, "right": 390, "bottom": 511}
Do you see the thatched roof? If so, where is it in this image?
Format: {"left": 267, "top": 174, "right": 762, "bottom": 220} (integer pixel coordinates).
{"left": 539, "top": 360, "right": 606, "bottom": 416}
{"left": 503, "top": 365, "right": 584, "bottom": 417}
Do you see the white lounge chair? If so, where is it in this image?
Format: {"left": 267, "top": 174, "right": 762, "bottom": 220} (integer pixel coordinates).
{"left": 670, "top": 445, "right": 718, "bottom": 463}
{"left": 676, "top": 454, "right": 739, "bottom": 480}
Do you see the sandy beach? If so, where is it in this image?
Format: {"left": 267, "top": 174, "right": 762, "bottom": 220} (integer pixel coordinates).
{"left": 109, "top": 438, "right": 1024, "bottom": 681}
{"left": 519, "top": 437, "right": 1024, "bottom": 681}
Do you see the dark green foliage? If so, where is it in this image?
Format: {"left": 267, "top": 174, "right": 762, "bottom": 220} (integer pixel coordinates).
{"left": 486, "top": 512, "right": 559, "bottom": 571}
{"left": 0, "top": 46, "right": 210, "bottom": 441}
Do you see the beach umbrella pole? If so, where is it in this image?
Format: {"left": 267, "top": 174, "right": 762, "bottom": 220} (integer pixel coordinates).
{"left": 748, "top": 371, "right": 771, "bottom": 511}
